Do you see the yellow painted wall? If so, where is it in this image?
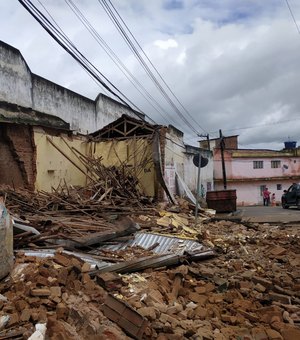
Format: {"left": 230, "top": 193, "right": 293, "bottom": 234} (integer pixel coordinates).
{"left": 34, "top": 128, "right": 155, "bottom": 197}
{"left": 34, "top": 128, "right": 89, "bottom": 192}
{"left": 91, "top": 137, "right": 156, "bottom": 197}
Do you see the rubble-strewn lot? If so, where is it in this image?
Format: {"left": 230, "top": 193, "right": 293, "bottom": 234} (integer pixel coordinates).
{"left": 115, "top": 221, "right": 300, "bottom": 339}
{"left": 0, "top": 252, "right": 129, "bottom": 339}
{"left": 0, "top": 186, "right": 300, "bottom": 339}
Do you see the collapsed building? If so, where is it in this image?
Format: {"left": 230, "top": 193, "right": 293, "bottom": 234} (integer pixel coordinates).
{"left": 0, "top": 40, "right": 213, "bottom": 200}
{"left": 0, "top": 41, "right": 300, "bottom": 340}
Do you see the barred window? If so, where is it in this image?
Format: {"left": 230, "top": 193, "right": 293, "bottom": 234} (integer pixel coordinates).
{"left": 253, "top": 161, "right": 263, "bottom": 169}
{"left": 271, "top": 160, "right": 281, "bottom": 168}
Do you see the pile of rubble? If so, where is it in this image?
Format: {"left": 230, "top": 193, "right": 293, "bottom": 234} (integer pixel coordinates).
{"left": 0, "top": 184, "right": 299, "bottom": 339}
{"left": 0, "top": 251, "right": 129, "bottom": 339}
{"left": 112, "top": 221, "right": 300, "bottom": 339}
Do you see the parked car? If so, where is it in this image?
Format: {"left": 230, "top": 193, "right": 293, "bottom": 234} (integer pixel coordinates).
{"left": 281, "top": 183, "right": 300, "bottom": 209}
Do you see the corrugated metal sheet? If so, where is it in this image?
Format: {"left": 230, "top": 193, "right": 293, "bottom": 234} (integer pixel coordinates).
{"left": 100, "top": 232, "right": 204, "bottom": 255}
{"left": 18, "top": 249, "right": 111, "bottom": 271}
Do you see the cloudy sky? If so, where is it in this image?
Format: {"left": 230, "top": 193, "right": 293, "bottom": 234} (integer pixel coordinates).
{"left": 1, "top": 0, "right": 300, "bottom": 149}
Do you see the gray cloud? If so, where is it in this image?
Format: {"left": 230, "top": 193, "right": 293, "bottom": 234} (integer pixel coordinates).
{"left": 1, "top": 0, "right": 300, "bottom": 149}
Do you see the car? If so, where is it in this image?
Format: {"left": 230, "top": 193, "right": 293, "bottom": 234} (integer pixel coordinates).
{"left": 281, "top": 183, "right": 300, "bottom": 209}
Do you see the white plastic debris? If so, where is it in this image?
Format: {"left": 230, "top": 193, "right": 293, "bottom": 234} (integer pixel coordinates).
{"left": 28, "top": 323, "right": 47, "bottom": 340}
{"left": 0, "top": 315, "right": 10, "bottom": 331}
{"left": 0, "top": 294, "right": 7, "bottom": 302}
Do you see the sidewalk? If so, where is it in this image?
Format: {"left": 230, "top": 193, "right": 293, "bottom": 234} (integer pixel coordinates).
{"left": 236, "top": 205, "right": 300, "bottom": 224}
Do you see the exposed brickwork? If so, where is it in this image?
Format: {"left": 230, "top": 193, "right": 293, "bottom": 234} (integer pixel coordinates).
{"left": 214, "top": 136, "right": 238, "bottom": 149}
{"left": 0, "top": 128, "right": 24, "bottom": 188}
{"left": 201, "top": 135, "right": 238, "bottom": 150}
{"left": 0, "top": 124, "right": 36, "bottom": 190}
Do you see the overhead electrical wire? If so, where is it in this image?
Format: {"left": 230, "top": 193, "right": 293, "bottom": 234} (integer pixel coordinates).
{"left": 101, "top": 0, "right": 208, "bottom": 135}
{"left": 98, "top": 0, "right": 200, "bottom": 135}
{"left": 19, "top": 0, "right": 208, "bottom": 140}
{"left": 208, "top": 116, "right": 300, "bottom": 136}
{"left": 284, "top": 0, "right": 300, "bottom": 35}
{"left": 63, "top": 0, "right": 180, "bottom": 126}
{"left": 18, "top": 0, "right": 146, "bottom": 121}
{"left": 36, "top": 0, "right": 110, "bottom": 97}
{"left": 64, "top": 0, "right": 203, "bottom": 129}
{"left": 97, "top": 0, "right": 207, "bottom": 136}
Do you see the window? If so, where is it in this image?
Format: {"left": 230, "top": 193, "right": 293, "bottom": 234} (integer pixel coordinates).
{"left": 277, "top": 184, "right": 282, "bottom": 190}
{"left": 253, "top": 161, "right": 263, "bottom": 169}
{"left": 271, "top": 160, "right": 281, "bottom": 168}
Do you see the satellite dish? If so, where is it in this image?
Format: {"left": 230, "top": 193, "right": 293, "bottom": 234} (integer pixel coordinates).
{"left": 193, "top": 154, "right": 208, "bottom": 168}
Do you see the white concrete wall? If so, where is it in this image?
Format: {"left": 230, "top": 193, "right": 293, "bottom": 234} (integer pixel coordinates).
{"left": 184, "top": 151, "right": 214, "bottom": 196}
{"left": 164, "top": 126, "right": 213, "bottom": 197}
{"left": 165, "top": 128, "right": 185, "bottom": 179}
{"left": 0, "top": 41, "right": 141, "bottom": 134}
{"left": 0, "top": 42, "right": 32, "bottom": 108}
{"left": 95, "top": 94, "right": 141, "bottom": 130}
{"left": 32, "top": 75, "right": 96, "bottom": 134}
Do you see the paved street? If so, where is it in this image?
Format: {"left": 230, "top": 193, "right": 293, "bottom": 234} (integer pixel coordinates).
{"left": 237, "top": 205, "right": 300, "bottom": 223}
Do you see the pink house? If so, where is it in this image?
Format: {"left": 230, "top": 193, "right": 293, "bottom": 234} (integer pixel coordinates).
{"left": 203, "top": 136, "right": 300, "bottom": 206}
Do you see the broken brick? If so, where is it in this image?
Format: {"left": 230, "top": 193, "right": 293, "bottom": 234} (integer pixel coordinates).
{"left": 8, "top": 313, "right": 19, "bottom": 327}
{"left": 20, "top": 309, "right": 31, "bottom": 322}
{"left": 53, "top": 253, "right": 71, "bottom": 267}
{"left": 280, "top": 326, "right": 300, "bottom": 340}
{"left": 56, "top": 303, "right": 69, "bottom": 320}
{"left": 188, "top": 292, "right": 208, "bottom": 305}
{"left": 81, "top": 262, "right": 91, "bottom": 273}
{"left": 265, "top": 329, "right": 283, "bottom": 340}
{"left": 269, "top": 292, "right": 291, "bottom": 305}
{"left": 269, "top": 246, "right": 287, "bottom": 257}
{"left": 252, "top": 276, "right": 273, "bottom": 290}
{"left": 138, "top": 307, "right": 157, "bottom": 321}
{"left": 30, "top": 288, "right": 51, "bottom": 297}
{"left": 96, "top": 272, "right": 123, "bottom": 290}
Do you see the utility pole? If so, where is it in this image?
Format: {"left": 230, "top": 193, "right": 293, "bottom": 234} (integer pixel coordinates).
{"left": 219, "top": 129, "right": 227, "bottom": 190}
{"left": 195, "top": 133, "right": 209, "bottom": 228}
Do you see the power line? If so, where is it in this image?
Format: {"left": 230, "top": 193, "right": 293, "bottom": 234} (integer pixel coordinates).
{"left": 36, "top": 0, "right": 110, "bottom": 97}
{"left": 18, "top": 0, "right": 146, "bottom": 121}
{"left": 284, "top": 0, "right": 300, "bottom": 35}
{"left": 63, "top": 0, "right": 182, "bottom": 126}
{"left": 98, "top": 0, "right": 206, "bottom": 136}
{"left": 22, "top": 0, "right": 195, "bottom": 130}
{"left": 209, "top": 116, "right": 300, "bottom": 136}
{"left": 20, "top": 0, "right": 207, "bottom": 139}
{"left": 104, "top": 0, "right": 208, "bottom": 134}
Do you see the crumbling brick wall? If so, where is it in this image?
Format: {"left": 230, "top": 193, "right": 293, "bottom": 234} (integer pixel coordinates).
{"left": 0, "top": 124, "right": 36, "bottom": 190}
{"left": 0, "top": 129, "right": 24, "bottom": 188}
